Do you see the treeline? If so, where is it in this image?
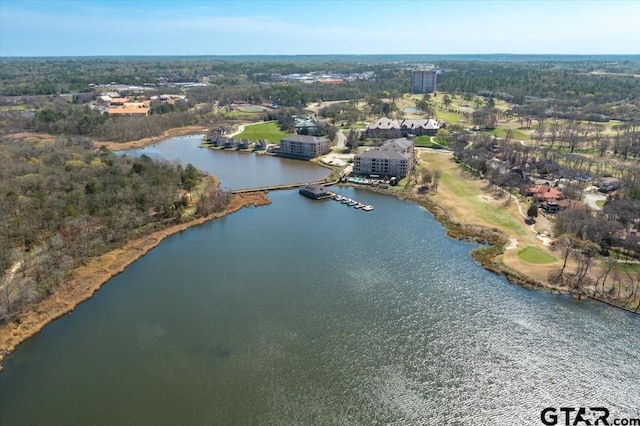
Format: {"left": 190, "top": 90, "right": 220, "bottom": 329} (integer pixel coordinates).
{"left": 0, "top": 57, "right": 383, "bottom": 96}
{"left": 3, "top": 57, "right": 640, "bottom": 144}
{"left": 0, "top": 136, "right": 230, "bottom": 322}
{"left": 0, "top": 95, "right": 222, "bottom": 142}
{"left": 438, "top": 61, "right": 640, "bottom": 104}
{"left": 438, "top": 61, "right": 640, "bottom": 122}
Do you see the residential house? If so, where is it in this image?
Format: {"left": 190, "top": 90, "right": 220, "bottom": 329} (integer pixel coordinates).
{"left": 525, "top": 184, "right": 562, "bottom": 202}
{"left": 595, "top": 177, "right": 622, "bottom": 193}
{"left": 278, "top": 135, "right": 331, "bottom": 160}
{"left": 542, "top": 199, "right": 581, "bottom": 214}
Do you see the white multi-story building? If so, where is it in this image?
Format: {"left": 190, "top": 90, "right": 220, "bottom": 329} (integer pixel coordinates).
{"left": 353, "top": 138, "right": 415, "bottom": 178}
{"left": 278, "top": 135, "right": 331, "bottom": 160}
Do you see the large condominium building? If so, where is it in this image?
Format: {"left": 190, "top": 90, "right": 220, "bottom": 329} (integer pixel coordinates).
{"left": 278, "top": 135, "right": 331, "bottom": 160}
{"left": 353, "top": 138, "right": 415, "bottom": 179}
{"left": 411, "top": 69, "right": 437, "bottom": 93}
{"left": 366, "top": 117, "right": 441, "bottom": 139}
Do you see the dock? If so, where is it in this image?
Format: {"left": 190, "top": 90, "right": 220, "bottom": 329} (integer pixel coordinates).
{"left": 297, "top": 184, "right": 373, "bottom": 212}
{"left": 234, "top": 182, "right": 373, "bottom": 212}
{"left": 330, "top": 193, "right": 374, "bottom": 211}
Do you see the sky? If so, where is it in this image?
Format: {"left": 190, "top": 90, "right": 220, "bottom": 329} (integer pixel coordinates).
{"left": 0, "top": 0, "right": 639, "bottom": 57}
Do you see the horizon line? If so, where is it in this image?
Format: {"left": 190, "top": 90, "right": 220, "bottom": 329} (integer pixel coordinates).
{"left": 2, "top": 53, "right": 640, "bottom": 59}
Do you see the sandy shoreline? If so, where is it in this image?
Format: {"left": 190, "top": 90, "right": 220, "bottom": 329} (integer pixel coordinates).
{"left": 0, "top": 190, "right": 270, "bottom": 371}
{"left": 94, "top": 125, "right": 209, "bottom": 151}
{"left": 6, "top": 125, "right": 210, "bottom": 151}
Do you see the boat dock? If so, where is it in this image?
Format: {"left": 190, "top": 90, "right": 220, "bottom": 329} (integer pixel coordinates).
{"left": 331, "top": 193, "right": 374, "bottom": 211}
{"left": 298, "top": 184, "right": 373, "bottom": 212}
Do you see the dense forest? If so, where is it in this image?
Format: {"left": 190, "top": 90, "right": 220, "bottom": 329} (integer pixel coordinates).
{"left": 0, "top": 136, "right": 230, "bottom": 322}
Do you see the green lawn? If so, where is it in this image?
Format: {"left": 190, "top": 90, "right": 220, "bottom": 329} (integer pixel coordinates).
{"left": 236, "top": 121, "right": 294, "bottom": 143}
{"left": 517, "top": 246, "right": 557, "bottom": 264}
{"left": 434, "top": 109, "right": 465, "bottom": 124}
{"left": 483, "top": 127, "right": 531, "bottom": 141}
{"left": 414, "top": 135, "right": 433, "bottom": 147}
{"left": 339, "top": 122, "right": 366, "bottom": 130}
{"left": 436, "top": 161, "right": 525, "bottom": 235}
{"left": 414, "top": 135, "right": 449, "bottom": 149}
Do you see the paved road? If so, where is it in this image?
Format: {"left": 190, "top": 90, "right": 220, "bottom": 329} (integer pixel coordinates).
{"left": 584, "top": 192, "right": 607, "bottom": 211}
{"left": 335, "top": 130, "right": 346, "bottom": 149}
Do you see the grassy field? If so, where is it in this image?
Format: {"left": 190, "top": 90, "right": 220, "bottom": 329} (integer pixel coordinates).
{"left": 415, "top": 136, "right": 450, "bottom": 149}
{"left": 517, "top": 246, "right": 557, "bottom": 264}
{"left": 339, "top": 122, "right": 367, "bottom": 130}
{"left": 434, "top": 109, "right": 465, "bottom": 124}
{"left": 484, "top": 127, "right": 531, "bottom": 141}
{"left": 422, "top": 151, "right": 530, "bottom": 237}
{"left": 235, "top": 121, "right": 294, "bottom": 143}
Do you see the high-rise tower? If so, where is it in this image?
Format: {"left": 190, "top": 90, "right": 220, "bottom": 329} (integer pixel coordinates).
{"left": 411, "top": 69, "right": 437, "bottom": 93}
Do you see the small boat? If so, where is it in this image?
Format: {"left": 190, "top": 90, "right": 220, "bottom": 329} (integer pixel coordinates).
{"left": 341, "top": 198, "right": 351, "bottom": 204}
{"left": 362, "top": 205, "right": 374, "bottom": 211}
{"left": 334, "top": 195, "right": 343, "bottom": 202}
{"left": 348, "top": 200, "right": 357, "bottom": 206}
{"left": 354, "top": 203, "right": 364, "bottom": 209}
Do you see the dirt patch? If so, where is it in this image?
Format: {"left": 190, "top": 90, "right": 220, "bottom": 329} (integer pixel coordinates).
{"left": 0, "top": 190, "right": 270, "bottom": 371}
{"left": 506, "top": 238, "right": 520, "bottom": 250}
{"left": 4, "top": 132, "right": 58, "bottom": 145}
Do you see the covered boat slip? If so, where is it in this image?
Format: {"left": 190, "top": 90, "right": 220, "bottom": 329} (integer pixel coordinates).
{"left": 299, "top": 184, "right": 374, "bottom": 211}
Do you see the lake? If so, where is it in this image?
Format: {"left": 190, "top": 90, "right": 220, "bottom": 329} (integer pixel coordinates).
{"left": 117, "top": 135, "right": 331, "bottom": 190}
{"left": 1, "top": 137, "right": 638, "bottom": 425}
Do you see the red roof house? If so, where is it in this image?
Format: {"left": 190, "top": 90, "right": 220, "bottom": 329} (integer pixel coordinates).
{"left": 525, "top": 185, "right": 562, "bottom": 201}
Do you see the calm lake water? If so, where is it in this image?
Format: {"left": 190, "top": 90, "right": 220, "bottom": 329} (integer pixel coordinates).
{"left": 1, "top": 139, "right": 639, "bottom": 425}
{"left": 117, "top": 134, "right": 331, "bottom": 190}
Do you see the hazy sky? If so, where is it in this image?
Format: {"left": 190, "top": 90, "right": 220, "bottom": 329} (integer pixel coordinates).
{"left": 1, "top": 0, "right": 638, "bottom": 57}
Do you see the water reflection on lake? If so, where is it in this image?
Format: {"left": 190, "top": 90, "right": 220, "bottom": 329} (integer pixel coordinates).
{"left": 1, "top": 144, "right": 639, "bottom": 425}
{"left": 119, "top": 134, "right": 331, "bottom": 190}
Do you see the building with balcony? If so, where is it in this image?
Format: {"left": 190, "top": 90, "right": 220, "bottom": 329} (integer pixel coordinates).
{"left": 278, "top": 135, "right": 331, "bottom": 160}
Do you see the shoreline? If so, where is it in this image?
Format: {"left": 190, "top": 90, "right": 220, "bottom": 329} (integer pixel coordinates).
{"left": 0, "top": 190, "right": 270, "bottom": 371}
{"left": 94, "top": 125, "right": 209, "bottom": 151}
{"left": 338, "top": 160, "right": 638, "bottom": 314}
